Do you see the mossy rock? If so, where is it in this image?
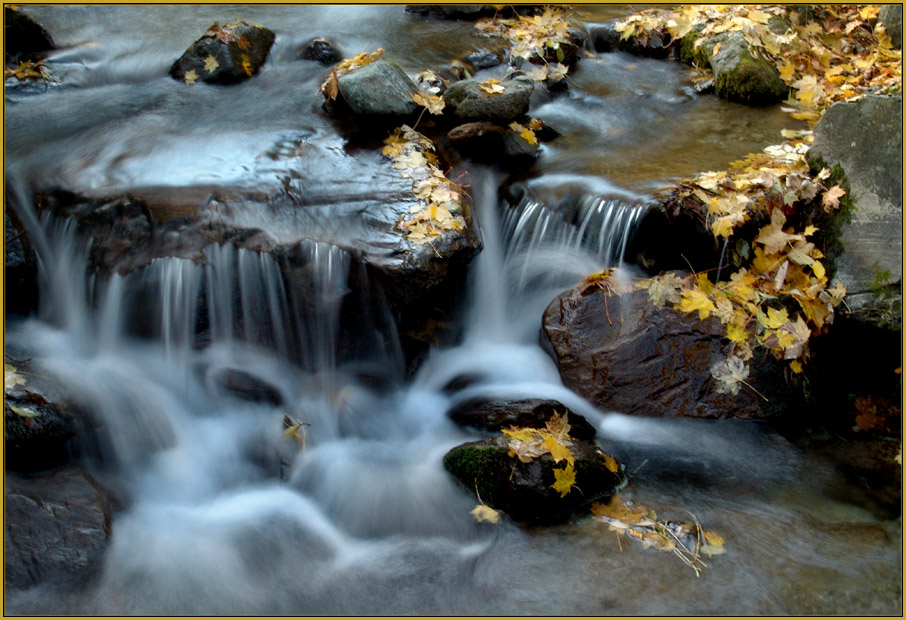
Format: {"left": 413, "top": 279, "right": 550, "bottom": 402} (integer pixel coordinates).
{"left": 676, "top": 26, "right": 708, "bottom": 67}
{"left": 706, "top": 32, "right": 786, "bottom": 104}
{"left": 442, "top": 436, "right": 626, "bottom": 524}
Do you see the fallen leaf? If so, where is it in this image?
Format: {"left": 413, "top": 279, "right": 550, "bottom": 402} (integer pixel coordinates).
{"left": 550, "top": 464, "right": 576, "bottom": 497}
{"left": 822, "top": 185, "right": 846, "bottom": 211}
{"left": 5, "top": 363, "right": 26, "bottom": 391}
{"left": 470, "top": 504, "right": 501, "bottom": 524}
{"left": 184, "top": 69, "right": 199, "bottom": 85}
{"left": 203, "top": 55, "right": 220, "bottom": 74}
{"left": 9, "top": 404, "right": 39, "bottom": 418}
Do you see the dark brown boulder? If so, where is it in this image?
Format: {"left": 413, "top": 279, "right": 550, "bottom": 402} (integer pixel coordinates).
{"left": 4, "top": 467, "right": 111, "bottom": 591}
{"left": 170, "top": 21, "right": 275, "bottom": 85}
{"left": 443, "top": 435, "right": 625, "bottom": 524}
{"left": 447, "top": 397, "right": 597, "bottom": 440}
{"left": 541, "top": 284, "right": 769, "bottom": 419}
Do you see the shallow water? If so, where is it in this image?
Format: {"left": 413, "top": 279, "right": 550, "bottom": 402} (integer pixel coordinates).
{"left": 4, "top": 4, "right": 901, "bottom": 615}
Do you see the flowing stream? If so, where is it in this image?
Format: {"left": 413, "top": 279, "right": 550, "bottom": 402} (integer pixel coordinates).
{"left": 4, "top": 5, "right": 901, "bottom": 615}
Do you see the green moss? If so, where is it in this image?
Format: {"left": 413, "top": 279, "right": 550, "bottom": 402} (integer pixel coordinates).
{"left": 677, "top": 29, "right": 709, "bottom": 67}
{"left": 803, "top": 157, "right": 857, "bottom": 283}
{"left": 714, "top": 50, "right": 786, "bottom": 104}
{"left": 442, "top": 444, "right": 510, "bottom": 505}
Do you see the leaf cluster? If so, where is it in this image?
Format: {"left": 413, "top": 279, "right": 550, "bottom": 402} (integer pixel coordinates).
{"left": 475, "top": 6, "right": 573, "bottom": 65}
{"left": 501, "top": 411, "right": 577, "bottom": 498}
{"left": 5, "top": 59, "right": 52, "bottom": 82}
{"left": 382, "top": 125, "right": 468, "bottom": 243}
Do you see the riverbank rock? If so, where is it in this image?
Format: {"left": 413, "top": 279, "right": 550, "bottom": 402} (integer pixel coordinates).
{"left": 170, "top": 21, "right": 275, "bottom": 85}
{"left": 337, "top": 60, "right": 419, "bottom": 116}
{"left": 447, "top": 397, "right": 597, "bottom": 440}
{"left": 405, "top": 5, "right": 543, "bottom": 20}
{"left": 443, "top": 75, "right": 534, "bottom": 122}
{"left": 4, "top": 6, "right": 54, "bottom": 63}
{"left": 879, "top": 5, "right": 902, "bottom": 49}
{"left": 542, "top": 285, "right": 776, "bottom": 419}
{"left": 5, "top": 380, "right": 83, "bottom": 473}
{"left": 4, "top": 467, "right": 111, "bottom": 592}
{"left": 4, "top": 210, "right": 39, "bottom": 316}
{"left": 807, "top": 94, "right": 902, "bottom": 321}
{"left": 587, "top": 22, "right": 672, "bottom": 58}
{"left": 443, "top": 435, "right": 625, "bottom": 524}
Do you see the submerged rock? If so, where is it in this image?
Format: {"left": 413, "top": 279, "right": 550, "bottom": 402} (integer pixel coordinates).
{"left": 443, "top": 75, "right": 534, "bottom": 122}
{"left": 4, "top": 467, "right": 111, "bottom": 592}
{"left": 542, "top": 284, "right": 775, "bottom": 419}
{"left": 443, "top": 436, "right": 625, "bottom": 524}
{"left": 336, "top": 60, "right": 419, "bottom": 116}
{"left": 170, "top": 21, "right": 275, "bottom": 85}
{"left": 447, "top": 397, "right": 597, "bottom": 440}
{"left": 297, "top": 37, "right": 343, "bottom": 65}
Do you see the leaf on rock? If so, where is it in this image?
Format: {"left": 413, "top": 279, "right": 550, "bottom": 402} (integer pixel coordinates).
{"left": 411, "top": 91, "right": 446, "bottom": 115}
{"left": 821, "top": 185, "right": 846, "bottom": 211}
{"left": 471, "top": 504, "right": 501, "bottom": 524}
{"left": 509, "top": 122, "right": 538, "bottom": 145}
{"left": 184, "top": 69, "right": 199, "bottom": 85}
{"left": 678, "top": 289, "right": 716, "bottom": 320}
{"left": 711, "top": 355, "right": 749, "bottom": 396}
{"left": 550, "top": 464, "right": 576, "bottom": 498}
{"left": 544, "top": 411, "right": 571, "bottom": 438}
{"left": 479, "top": 79, "right": 506, "bottom": 94}
{"left": 203, "top": 55, "right": 220, "bottom": 74}
{"left": 9, "top": 404, "right": 39, "bottom": 418}
{"left": 4, "top": 363, "right": 26, "bottom": 392}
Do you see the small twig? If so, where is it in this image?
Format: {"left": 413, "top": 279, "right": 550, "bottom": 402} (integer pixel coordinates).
{"left": 631, "top": 459, "right": 649, "bottom": 475}
{"left": 4, "top": 353, "right": 31, "bottom": 365}
{"left": 615, "top": 532, "right": 623, "bottom": 552}
{"left": 740, "top": 378, "right": 770, "bottom": 402}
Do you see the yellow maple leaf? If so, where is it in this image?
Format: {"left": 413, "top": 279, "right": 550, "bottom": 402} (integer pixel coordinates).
{"left": 701, "top": 530, "right": 727, "bottom": 556}
{"left": 789, "top": 360, "right": 803, "bottom": 374}
{"left": 470, "top": 504, "right": 501, "bottom": 524}
{"left": 203, "top": 55, "right": 220, "bottom": 74}
{"left": 4, "top": 363, "right": 26, "bottom": 392}
{"left": 544, "top": 411, "right": 571, "bottom": 438}
{"left": 411, "top": 91, "right": 446, "bottom": 115}
{"left": 479, "top": 79, "right": 506, "bottom": 94}
{"left": 763, "top": 307, "right": 789, "bottom": 329}
{"left": 184, "top": 69, "right": 199, "bottom": 85}
{"left": 543, "top": 436, "right": 574, "bottom": 466}
{"left": 822, "top": 185, "right": 846, "bottom": 211}
{"left": 602, "top": 453, "right": 620, "bottom": 474}
{"left": 550, "top": 464, "right": 576, "bottom": 498}
{"left": 509, "top": 122, "right": 538, "bottom": 145}
{"left": 678, "top": 289, "right": 716, "bottom": 320}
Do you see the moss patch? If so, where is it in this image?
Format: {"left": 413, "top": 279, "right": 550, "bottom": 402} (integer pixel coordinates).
{"left": 714, "top": 50, "right": 787, "bottom": 104}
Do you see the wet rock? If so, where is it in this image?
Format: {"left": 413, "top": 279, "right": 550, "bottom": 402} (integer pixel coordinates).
{"left": 5, "top": 384, "right": 83, "bottom": 474}
{"left": 170, "top": 21, "right": 275, "bottom": 85}
{"left": 4, "top": 467, "right": 111, "bottom": 592}
{"left": 501, "top": 128, "right": 540, "bottom": 170}
{"left": 405, "top": 5, "right": 543, "bottom": 20}
{"left": 4, "top": 209, "right": 39, "bottom": 315}
{"left": 465, "top": 49, "right": 503, "bottom": 70}
{"left": 445, "top": 121, "right": 538, "bottom": 171}
{"left": 879, "top": 5, "right": 902, "bottom": 49}
{"left": 210, "top": 368, "right": 284, "bottom": 406}
{"left": 443, "top": 436, "right": 625, "bottom": 524}
{"left": 587, "top": 22, "right": 671, "bottom": 59}
{"left": 337, "top": 59, "right": 419, "bottom": 117}
{"left": 808, "top": 95, "right": 902, "bottom": 321}
{"left": 4, "top": 6, "right": 54, "bottom": 63}
{"left": 707, "top": 31, "right": 786, "bottom": 105}
{"left": 297, "top": 37, "right": 343, "bottom": 65}
{"left": 443, "top": 75, "right": 534, "bottom": 122}
{"left": 447, "top": 397, "right": 597, "bottom": 440}
{"left": 542, "top": 285, "right": 774, "bottom": 419}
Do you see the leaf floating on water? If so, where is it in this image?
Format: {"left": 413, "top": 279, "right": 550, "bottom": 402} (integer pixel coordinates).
{"left": 701, "top": 530, "right": 727, "bottom": 556}
{"left": 470, "top": 504, "right": 501, "bottom": 524}
{"left": 4, "top": 363, "right": 26, "bottom": 392}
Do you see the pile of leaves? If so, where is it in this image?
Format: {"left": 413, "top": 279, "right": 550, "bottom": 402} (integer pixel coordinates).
{"left": 319, "top": 47, "right": 385, "bottom": 101}
{"left": 614, "top": 5, "right": 901, "bottom": 125}
{"left": 382, "top": 125, "right": 469, "bottom": 243}
{"left": 592, "top": 494, "right": 725, "bottom": 576}
{"left": 501, "top": 410, "right": 581, "bottom": 498}
{"left": 5, "top": 59, "right": 52, "bottom": 82}
{"left": 475, "top": 6, "right": 574, "bottom": 69}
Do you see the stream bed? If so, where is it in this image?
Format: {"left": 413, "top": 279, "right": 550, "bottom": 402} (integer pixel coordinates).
{"left": 4, "top": 4, "right": 901, "bottom": 615}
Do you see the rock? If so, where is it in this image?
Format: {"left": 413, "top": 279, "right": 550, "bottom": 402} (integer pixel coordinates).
{"left": 297, "top": 37, "right": 343, "bottom": 65}
{"left": 447, "top": 397, "right": 597, "bottom": 440}
{"left": 707, "top": 31, "right": 786, "bottom": 105}
{"left": 542, "top": 285, "right": 774, "bottom": 419}
{"left": 879, "top": 5, "right": 902, "bottom": 49}
{"left": 501, "top": 128, "right": 540, "bottom": 170}
{"left": 443, "top": 436, "right": 625, "bottom": 524}
{"left": 4, "top": 467, "right": 111, "bottom": 592}
{"left": 443, "top": 76, "right": 534, "bottom": 122}
{"left": 5, "top": 385, "right": 83, "bottom": 473}
{"left": 209, "top": 367, "right": 284, "bottom": 406}
{"left": 465, "top": 49, "right": 503, "bottom": 70}
{"left": 405, "top": 5, "right": 543, "bottom": 20}
{"left": 336, "top": 60, "right": 419, "bottom": 116}
{"left": 4, "top": 209, "right": 39, "bottom": 316}
{"left": 808, "top": 95, "right": 902, "bottom": 317}
{"left": 4, "top": 6, "right": 54, "bottom": 63}
{"left": 587, "top": 22, "right": 671, "bottom": 59}
{"left": 170, "top": 21, "right": 275, "bottom": 85}
{"left": 448, "top": 121, "right": 506, "bottom": 145}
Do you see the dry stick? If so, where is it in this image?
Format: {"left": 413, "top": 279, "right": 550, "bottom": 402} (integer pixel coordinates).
{"left": 615, "top": 532, "right": 623, "bottom": 552}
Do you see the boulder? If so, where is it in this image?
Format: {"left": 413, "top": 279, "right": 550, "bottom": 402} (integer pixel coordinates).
{"left": 587, "top": 22, "right": 672, "bottom": 59}
{"left": 542, "top": 285, "right": 776, "bottom": 419}
{"left": 5, "top": 384, "right": 83, "bottom": 473}
{"left": 447, "top": 397, "right": 597, "bottom": 440}
{"left": 707, "top": 31, "right": 786, "bottom": 105}
{"left": 4, "top": 6, "right": 54, "bottom": 63}
{"left": 446, "top": 121, "right": 538, "bottom": 171}
{"left": 170, "top": 21, "right": 275, "bottom": 85}
{"left": 879, "top": 5, "right": 902, "bottom": 49}
{"left": 336, "top": 60, "right": 419, "bottom": 116}
{"left": 297, "top": 37, "right": 343, "bottom": 65}
{"left": 4, "top": 467, "right": 111, "bottom": 592}
{"left": 443, "top": 436, "right": 625, "bottom": 524}
{"left": 4, "top": 209, "right": 39, "bottom": 316}
{"left": 464, "top": 49, "right": 503, "bottom": 70}
{"left": 808, "top": 95, "right": 902, "bottom": 317}
{"left": 443, "top": 76, "right": 534, "bottom": 122}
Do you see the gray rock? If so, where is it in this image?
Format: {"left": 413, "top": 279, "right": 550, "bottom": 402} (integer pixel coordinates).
{"left": 707, "top": 31, "right": 786, "bottom": 105}
{"left": 170, "top": 21, "right": 275, "bottom": 85}
{"left": 297, "top": 37, "right": 342, "bottom": 65}
{"left": 880, "top": 4, "right": 902, "bottom": 49}
{"left": 337, "top": 60, "right": 419, "bottom": 116}
{"left": 4, "top": 468, "right": 111, "bottom": 591}
{"left": 443, "top": 76, "right": 534, "bottom": 122}
{"left": 809, "top": 95, "right": 902, "bottom": 314}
